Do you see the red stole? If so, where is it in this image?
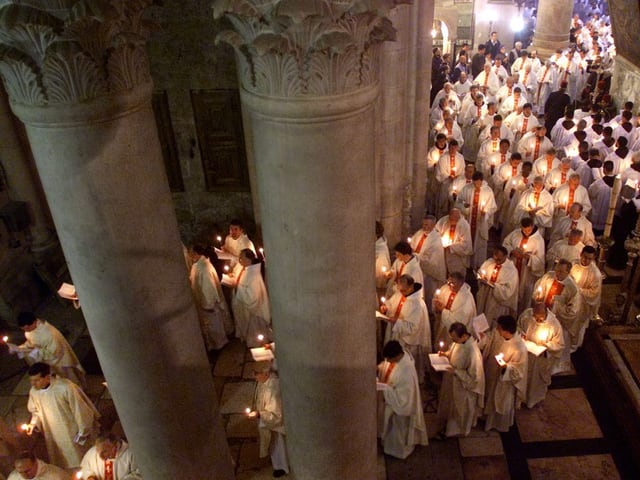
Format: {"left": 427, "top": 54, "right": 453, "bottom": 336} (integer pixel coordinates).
{"left": 489, "top": 263, "right": 502, "bottom": 283}
{"left": 534, "top": 136, "right": 541, "bottom": 159}
{"left": 236, "top": 267, "right": 246, "bottom": 286}
{"left": 515, "top": 236, "right": 528, "bottom": 273}
{"left": 445, "top": 290, "right": 457, "bottom": 309}
{"left": 544, "top": 280, "right": 564, "bottom": 308}
{"left": 382, "top": 362, "right": 397, "bottom": 383}
{"left": 521, "top": 117, "right": 528, "bottom": 134}
{"left": 394, "top": 296, "right": 407, "bottom": 319}
{"left": 470, "top": 188, "right": 481, "bottom": 240}
{"left": 567, "top": 187, "right": 576, "bottom": 212}
{"left": 396, "top": 262, "right": 406, "bottom": 282}
{"left": 533, "top": 190, "right": 541, "bottom": 206}
{"left": 415, "top": 233, "right": 427, "bottom": 254}
{"left": 104, "top": 460, "right": 114, "bottom": 480}
{"left": 449, "top": 154, "right": 456, "bottom": 176}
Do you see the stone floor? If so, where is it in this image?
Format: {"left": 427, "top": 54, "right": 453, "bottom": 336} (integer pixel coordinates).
{"left": 1, "top": 296, "right": 639, "bottom": 479}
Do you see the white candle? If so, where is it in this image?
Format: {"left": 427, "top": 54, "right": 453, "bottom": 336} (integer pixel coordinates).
{"left": 380, "top": 296, "right": 386, "bottom": 303}
{"left": 216, "top": 235, "right": 222, "bottom": 243}
{"left": 76, "top": 472, "right": 83, "bottom": 479}
{"left": 20, "top": 423, "right": 28, "bottom": 431}
{"left": 259, "top": 247, "right": 264, "bottom": 255}
{"left": 604, "top": 174, "right": 622, "bottom": 238}
{"left": 245, "top": 407, "right": 251, "bottom": 415}
{"left": 407, "top": 237, "right": 412, "bottom": 243}
{"left": 381, "top": 266, "right": 387, "bottom": 273}
{"left": 224, "top": 265, "right": 230, "bottom": 272}
{"left": 536, "top": 285, "right": 543, "bottom": 301}
{"left": 257, "top": 334, "right": 264, "bottom": 342}
{"left": 1, "top": 335, "right": 7, "bottom": 343}
{"left": 439, "top": 341, "right": 444, "bottom": 349}
{"left": 435, "top": 289, "right": 441, "bottom": 296}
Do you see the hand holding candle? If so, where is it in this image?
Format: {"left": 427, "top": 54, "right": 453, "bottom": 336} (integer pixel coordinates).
{"left": 495, "top": 352, "right": 506, "bottom": 367}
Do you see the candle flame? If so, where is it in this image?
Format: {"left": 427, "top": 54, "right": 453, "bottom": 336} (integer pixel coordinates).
{"left": 381, "top": 266, "right": 387, "bottom": 273}
{"left": 407, "top": 237, "right": 412, "bottom": 243}
{"left": 2, "top": 335, "right": 7, "bottom": 342}
{"left": 245, "top": 407, "right": 251, "bottom": 414}
{"left": 259, "top": 247, "right": 264, "bottom": 254}
{"left": 257, "top": 334, "right": 264, "bottom": 342}
{"left": 435, "top": 289, "right": 441, "bottom": 296}
{"left": 76, "top": 472, "right": 83, "bottom": 479}
{"left": 216, "top": 235, "right": 222, "bottom": 242}
{"left": 380, "top": 297, "right": 386, "bottom": 303}
{"left": 439, "top": 341, "right": 444, "bottom": 348}
{"left": 224, "top": 265, "right": 230, "bottom": 272}
{"left": 20, "top": 423, "right": 28, "bottom": 431}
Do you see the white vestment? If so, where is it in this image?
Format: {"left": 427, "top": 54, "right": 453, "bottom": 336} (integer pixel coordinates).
{"left": 80, "top": 441, "right": 142, "bottom": 480}
{"left": 532, "top": 156, "right": 560, "bottom": 177}
{"left": 436, "top": 338, "right": 485, "bottom": 437}
{"left": 433, "top": 283, "right": 476, "bottom": 347}
{"left": 435, "top": 216, "right": 473, "bottom": 275}
{"left": 476, "top": 258, "right": 519, "bottom": 326}
{"left": 517, "top": 309, "right": 565, "bottom": 407}
{"left": 552, "top": 184, "right": 592, "bottom": 217}
{"left": 549, "top": 215, "right": 596, "bottom": 247}
{"left": 375, "top": 236, "right": 392, "bottom": 290}
{"left": 223, "top": 233, "right": 256, "bottom": 267}
{"left": 546, "top": 240, "right": 585, "bottom": 270}
{"left": 28, "top": 376, "right": 100, "bottom": 469}
{"left": 588, "top": 178, "right": 613, "bottom": 231}
{"left": 379, "top": 353, "right": 428, "bottom": 458}
{"left": 517, "top": 134, "right": 553, "bottom": 163}
{"left": 21, "top": 320, "right": 85, "bottom": 387}
{"left": 7, "top": 459, "right": 68, "bottom": 480}
{"left": 255, "top": 375, "right": 289, "bottom": 473}
{"left": 386, "top": 255, "right": 424, "bottom": 299}
{"left": 544, "top": 168, "right": 576, "bottom": 192}
{"left": 435, "top": 152, "right": 466, "bottom": 217}
{"left": 231, "top": 263, "right": 271, "bottom": 345}
{"left": 482, "top": 331, "right": 528, "bottom": 432}
{"left": 503, "top": 229, "right": 546, "bottom": 314}
{"left": 455, "top": 183, "right": 497, "bottom": 269}
{"left": 190, "top": 256, "right": 230, "bottom": 349}
{"left": 513, "top": 189, "right": 554, "bottom": 235}
{"left": 410, "top": 229, "right": 446, "bottom": 305}
{"left": 570, "top": 262, "right": 602, "bottom": 348}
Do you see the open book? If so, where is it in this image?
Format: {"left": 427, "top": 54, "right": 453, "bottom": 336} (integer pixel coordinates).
{"left": 472, "top": 314, "right": 490, "bottom": 338}
{"left": 524, "top": 340, "right": 547, "bottom": 356}
{"left": 375, "top": 310, "right": 390, "bottom": 320}
{"left": 250, "top": 346, "right": 274, "bottom": 362}
{"left": 57, "top": 282, "right": 78, "bottom": 300}
{"left": 214, "top": 248, "right": 236, "bottom": 261}
{"left": 221, "top": 274, "right": 236, "bottom": 288}
{"left": 429, "top": 353, "right": 452, "bottom": 372}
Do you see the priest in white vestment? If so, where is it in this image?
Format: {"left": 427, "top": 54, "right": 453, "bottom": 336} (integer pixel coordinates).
{"left": 228, "top": 249, "right": 271, "bottom": 346}
{"left": 475, "top": 63, "right": 500, "bottom": 96}
{"left": 378, "top": 341, "right": 428, "bottom": 458}
{"left": 513, "top": 176, "right": 554, "bottom": 237}
{"left": 27, "top": 363, "right": 100, "bottom": 469}
{"left": 482, "top": 140, "right": 511, "bottom": 184}
{"left": 13, "top": 312, "right": 85, "bottom": 388}
{"left": 549, "top": 202, "right": 596, "bottom": 246}
{"left": 249, "top": 362, "right": 289, "bottom": 477}
{"left": 380, "top": 275, "right": 431, "bottom": 383}
{"left": 569, "top": 246, "right": 602, "bottom": 350}
{"left": 455, "top": 172, "right": 497, "bottom": 269}
{"left": 534, "top": 61, "right": 556, "bottom": 114}
{"left": 481, "top": 315, "right": 528, "bottom": 432}
{"left": 190, "top": 244, "right": 231, "bottom": 350}
{"left": 476, "top": 247, "right": 519, "bottom": 327}
{"left": 434, "top": 140, "right": 465, "bottom": 217}
{"left": 426, "top": 134, "right": 449, "bottom": 214}
{"left": 80, "top": 435, "right": 142, "bottom": 480}
{"left": 531, "top": 148, "right": 559, "bottom": 177}
{"left": 435, "top": 322, "right": 484, "bottom": 438}
{"left": 587, "top": 162, "right": 615, "bottom": 234}
{"left": 435, "top": 209, "right": 473, "bottom": 275}
{"left": 7, "top": 452, "right": 68, "bottom": 480}
{"left": 517, "top": 304, "right": 564, "bottom": 408}
{"left": 221, "top": 219, "right": 256, "bottom": 267}
{"left": 385, "top": 241, "right": 424, "bottom": 299}
{"left": 510, "top": 103, "right": 539, "bottom": 150}
{"left": 517, "top": 126, "right": 553, "bottom": 162}
{"left": 546, "top": 230, "right": 585, "bottom": 270}
{"left": 552, "top": 174, "right": 592, "bottom": 217}
{"left": 533, "top": 260, "right": 580, "bottom": 373}
{"left": 410, "top": 216, "right": 446, "bottom": 308}
{"left": 503, "top": 218, "right": 546, "bottom": 314}
{"left": 497, "top": 162, "right": 533, "bottom": 237}
{"left": 433, "top": 272, "right": 476, "bottom": 348}
{"left": 375, "top": 221, "right": 392, "bottom": 293}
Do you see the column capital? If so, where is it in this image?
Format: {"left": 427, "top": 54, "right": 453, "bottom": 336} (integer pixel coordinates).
{"left": 0, "top": 0, "right": 154, "bottom": 107}
{"left": 213, "top": 0, "right": 412, "bottom": 97}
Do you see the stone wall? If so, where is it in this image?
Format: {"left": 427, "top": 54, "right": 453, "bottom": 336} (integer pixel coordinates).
{"left": 148, "top": 1, "right": 256, "bottom": 243}
{"left": 610, "top": 55, "right": 640, "bottom": 109}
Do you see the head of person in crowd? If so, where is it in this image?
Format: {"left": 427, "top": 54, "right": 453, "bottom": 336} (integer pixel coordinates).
{"left": 580, "top": 246, "right": 597, "bottom": 267}
{"left": 393, "top": 241, "right": 413, "bottom": 263}
{"left": 446, "top": 271, "right": 465, "bottom": 293}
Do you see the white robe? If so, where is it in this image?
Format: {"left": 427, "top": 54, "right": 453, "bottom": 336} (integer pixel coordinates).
{"left": 474, "top": 70, "right": 500, "bottom": 96}
{"left": 231, "top": 263, "right": 271, "bottom": 345}
{"left": 410, "top": 229, "right": 446, "bottom": 304}
{"left": 570, "top": 262, "right": 602, "bottom": 349}
{"left": 455, "top": 183, "right": 497, "bottom": 270}
{"left": 80, "top": 441, "right": 142, "bottom": 480}
{"left": 482, "top": 331, "right": 528, "bottom": 432}
{"left": 375, "top": 236, "right": 391, "bottom": 290}
{"left": 532, "top": 156, "right": 560, "bottom": 178}
{"left": 28, "top": 376, "right": 100, "bottom": 469}
{"left": 476, "top": 258, "right": 519, "bottom": 326}
{"left": 436, "top": 338, "right": 485, "bottom": 437}
{"left": 379, "top": 353, "right": 428, "bottom": 458}
{"left": 552, "top": 184, "right": 592, "bottom": 217}
{"left": 513, "top": 189, "right": 554, "bottom": 234}
{"left": 510, "top": 114, "right": 539, "bottom": 149}
{"left": 21, "top": 320, "right": 85, "bottom": 387}
{"left": 255, "top": 375, "right": 288, "bottom": 473}
{"left": 544, "top": 168, "right": 576, "bottom": 192}
{"left": 386, "top": 255, "right": 424, "bottom": 299}
{"left": 7, "top": 460, "right": 68, "bottom": 480}
{"left": 588, "top": 177, "right": 613, "bottom": 231}
{"left": 190, "top": 256, "right": 230, "bottom": 350}
{"left": 517, "top": 133, "right": 553, "bottom": 163}
{"left": 549, "top": 215, "right": 596, "bottom": 247}
{"left": 223, "top": 233, "right": 256, "bottom": 267}
{"left": 433, "top": 283, "right": 476, "bottom": 347}
{"left": 503, "top": 229, "right": 546, "bottom": 314}
{"left": 435, "top": 216, "right": 473, "bottom": 275}
{"left": 383, "top": 289, "right": 431, "bottom": 351}
{"left": 435, "top": 152, "right": 466, "bottom": 217}
{"left": 426, "top": 145, "right": 447, "bottom": 214}
{"left": 546, "top": 240, "right": 585, "bottom": 270}
{"left": 517, "top": 309, "right": 565, "bottom": 408}
{"left": 534, "top": 65, "right": 556, "bottom": 113}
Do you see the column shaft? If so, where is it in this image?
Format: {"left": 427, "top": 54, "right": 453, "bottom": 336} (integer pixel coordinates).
{"left": 532, "top": 0, "right": 574, "bottom": 60}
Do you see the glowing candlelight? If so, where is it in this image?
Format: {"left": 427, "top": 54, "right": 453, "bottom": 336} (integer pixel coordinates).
{"left": 380, "top": 296, "right": 386, "bottom": 303}
{"left": 481, "top": 269, "right": 486, "bottom": 277}
{"left": 407, "top": 237, "right": 412, "bottom": 243}
{"left": 257, "top": 334, "right": 264, "bottom": 342}
{"left": 381, "top": 266, "right": 387, "bottom": 273}
{"left": 452, "top": 166, "right": 456, "bottom": 173}
{"left": 439, "top": 341, "right": 444, "bottom": 349}
{"left": 259, "top": 247, "right": 264, "bottom": 255}
{"left": 2, "top": 335, "right": 7, "bottom": 343}
{"left": 453, "top": 185, "right": 457, "bottom": 192}
{"left": 435, "top": 289, "right": 441, "bottom": 296}
{"left": 20, "top": 423, "right": 28, "bottom": 431}
{"left": 512, "top": 179, "right": 517, "bottom": 186}
{"left": 224, "top": 265, "right": 230, "bottom": 272}
{"left": 76, "top": 472, "right": 83, "bottom": 479}
{"left": 216, "top": 235, "right": 222, "bottom": 243}
{"left": 245, "top": 407, "right": 251, "bottom": 415}
{"left": 536, "top": 286, "right": 543, "bottom": 301}
{"left": 538, "top": 328, "right": 549, "bottom": 343}
{"left": 495, "top": 352, "right": 506, "bottom": 366}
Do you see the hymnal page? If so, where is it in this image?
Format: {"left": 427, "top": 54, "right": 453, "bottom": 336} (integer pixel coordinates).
{"left": 250, "top": 347, "right": 274, "bottom": 362}
{"left": 57, "top": 282, "right": 78, "bottom": 300}
{"left": 429, "top": 353, "right": 452, "bottom": 372}
{"left": 524, "top": 340, "right": 547, "bottom": 356}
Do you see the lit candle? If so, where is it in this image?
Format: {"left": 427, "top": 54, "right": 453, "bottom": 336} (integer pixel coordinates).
{"left": 452, "top": 166, "right": 457, "bottom": 173}
{"left": 224, "top": 265, "right": 230, "bottom": 272}
{"left": 495, "top": 352, "right": 506, "bottom": 366}
{"left": 257, "top": 334, "right": 264, "bottom": 342}
{"left": 20, "top": 423, "right": 28, "bottom": 431}
{"left": 538, "top": 328, "right": 549, "bottom": 343}
{"left": 245, "top": 407, "right": 251, "bottom": 415}
{"left": 512, "top": 179, "right": 517, "bottom": 186}
{"left": 439, "top": 341, "right": 444, "bottom": 349}
{"left": 481, "top": 269, "right": 486, "bottom": 277}
{"left": 76, "top": 472, "right": 83, "bottom": 479}
{"left": 380, "top": 296, "right": 386, "bottom": 304}
{"left": 216, "top": 235, "right": 222, "bottom": 243}
{"left": 381, "top": 266, "right": 387, "bottom": 273}
{"left": 536, "top": 285, "right": 543, "bottom": 301}
{"left": 2, "top": 335, "right": 7, "bottom": 343}
{"left": 435, "top": 289, "right": 441, "bottom": 296}
{"left": 259, "top": 247, "right": 264, "bottom": 255}
{"left": 407, "top": 237, "right": 412, "bottom": 243}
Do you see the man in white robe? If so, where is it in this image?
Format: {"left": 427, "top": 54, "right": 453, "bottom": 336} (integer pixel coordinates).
{"left": 410, "top": 216, "right": 446, "bottom": 308}
{"left": 517, "top": 304, "right": 564, "bottom": 408}
{"left": 475, "top": 63, "right": 500, "bottom": 97}
{"left": 497, "top": 161, "right": 533, "bottom": 237}
{"left": 80, "top": 434, "right": 142, "bottom": 480}
{"left": 531, "top": 148, "right": 559, "bottom": 177}
{"left": 476, "top": 247, "right": 519, "bottom": 327}
{"left": 543, "top": 158, "right": 575, "bottom": 192}
{"left": 546, "top": 230, "right": 585, "bottom": 270}
{"left": 498, "top": 87, "right": 526, "bottom": 118}
{"left": 433, "top": 272, "right": 476, "bottom": 347}
{"left": 481, "top": 315, "right": 528, "bottom": 432}
{"left": 435, "top": 322, "right": 484, "bottom": 438}
{"left": 221, "top": 219, "right": 256, "bottom": 267}
{"left": 26, "top": 363, "right": 100, "bottom": 469}
{"left": 513, "top": 176, "right": 554, "bottom": 237}
{"left": 476, "top": 126, "right": 503, "bottom": 168}
{"left": 588, "top": 161, "right": 615, "bottom": 235}
{"left": 7, "top": 451, "right": 67, "bottom": 480}
{"left": 437, "top": 117, "right": 464, "bottom": 148}
{"left": 569, "top": 246, "right": 602, "bottom": 350}
{"left": 503, "top": 218, "right": 546, "bottom": 314}
{"left": 552, "top": 174, "right": 592, "bottom": 217}
{"left": 385, "top": 241, "right": 424, "bottom": 299}
{"left": 375, "top": 221, "right": 391, "bottom": 294}
{"left": 435, "top": 209, "right": 473, "bottom": 276}
{"left": 228, "top": 249, "right": 271, "bottom": 346}
{"left": 510, "top": 103, "right": 539, "bottom": 150}
{"left": 533, "top": 260, "right": 580, "bottom": 373}
{"left": 12, "top": 312, "right": 85, "bottom": 388}
{"left": 549, "top": 202, "right": 596, "bottom": 247}
{"left": 249, "top": 362, "right": 289, "bottom": 477}
{"left": 378, "top": 341, "right": 428, "bottom": 458}
{"left": 534, "top": 61, "right": 556, "bottom": 114}
{"left": 518, "top": 126, "right": 553, "bottom": 163}
{"left": 380, "top": 275, "right": 431, "bottom": 383}
{"left": 426, "top": 134, "right": 449, "bottom": 215}
{"left": 492, "top": 153, "right": 522, "bottom": 214}
{"left": 435, "top": 140, "right": 465, "bottom": 218}
{"left": 455, "top": 172, "right": 497, "bottom": 269}
{"left": 190, "top": 244, "right": 231, "bottom": 350}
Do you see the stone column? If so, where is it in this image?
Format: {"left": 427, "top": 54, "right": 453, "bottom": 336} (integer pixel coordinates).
{"left": 0, "top": 87, "right": 55, "bottom": 252}
{"left": 531, "top": 0, "right": 573, "bottom": 60}
{"left": 0, "top": 2, "right": 233, "bottom": 479}
{"left": 214, "top": 1, "right": 408, "bottom": 478}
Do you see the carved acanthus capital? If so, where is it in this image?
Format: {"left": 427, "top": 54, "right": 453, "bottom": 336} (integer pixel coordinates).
{"left": 0, "top": 0, "right": 154, "bottom": 106}
{"left": 213, "top": 0, "right": 412, "bottom": 97}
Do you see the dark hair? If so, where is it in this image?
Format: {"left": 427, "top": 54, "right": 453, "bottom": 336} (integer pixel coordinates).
{"left": 449, "top": 322, "right": 469, "bottom": 337}
{"left": 28, "top": 362, "right": 51, "bottom": 377}
{"left": 398, "top": 274, "right": 415, "bottom": 288}
{"left": 375, "top": 221, "right": 385, "bottom": 237}
{"left": 240, "top": 248, "right": 259, "bottom": 264}
{"left": 497, "top": 315, "right": 517, "bottom": 334}
{"left": 471, "top": 171, "right": 484, "bottom": 181}
{"left": 448, "top": 271, "right": 465, "bottom": 283}
{"left": 229, "top": 218, "right": 244, "bottom": 229}
{"left": 520, "top": 217, "right": 534, "bottom": 228}
{"left": 393, "top": 241, "right": 413, "bottom": 256}
{"left": 15, "top": 450, "right": 36, "bottom": 462}
{"left": 511, "top": 152, "right": 522, "bottom": 160}
{"left": 17, "top": 312, "right": 37, "bottom": 327}
{"left": 382, "top": 340, "right": 404, "bottom": 359}
{"left": 582, "top": 245, "right": 597, "bottom": 255}
{"left": 494, "top": 245, "right": 508, "bottom": 256}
